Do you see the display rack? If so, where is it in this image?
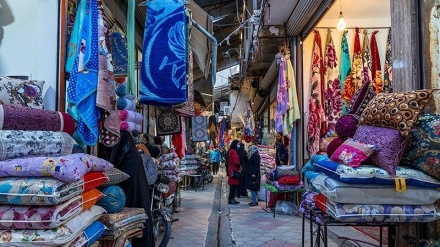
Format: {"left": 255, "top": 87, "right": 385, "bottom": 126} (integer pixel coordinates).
{"left": 263, "top": 183, "right": 304, "bottom": 218}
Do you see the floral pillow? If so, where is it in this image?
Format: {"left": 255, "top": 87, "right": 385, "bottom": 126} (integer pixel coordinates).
{"left": 359, "top": 89, "right": 434, "bottom": 136}
{"left": 0, "top": 77, "right": 44, "bottom": 109}
{"left": 330, "top": 139, "right": 377, "bottom": 167}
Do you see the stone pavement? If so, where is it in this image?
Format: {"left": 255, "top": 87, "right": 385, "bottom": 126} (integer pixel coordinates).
{"left": 168, "top": 173, "right": 386, "bottom": 247}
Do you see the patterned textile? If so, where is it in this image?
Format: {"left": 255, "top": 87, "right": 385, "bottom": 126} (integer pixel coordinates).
{"left": 105, "top": 214, "right": 147, "bottom": 231}
{"left": 66, "top": 0, "right": 77, "bottom": 48}
{"left": 283, "top": 57, "right": 301, "bottom": 135}
{"left": 0, "top": 130, "right": 73, "bottom": 161}
{"left": 0, "top": 206, "right": 105, "bottom": 246}
{"left": 359, "top": 90, "right": 435, "bottom": 136}
{"left": 275, "top": 57, "right": 287, "bottom": 133}
{"left": 402, "top": 114, "right": 440, "bottom": 180}
{"left": 66, "top": 221, "right": 106, "bottom": 247}
{"left": 383, "top": 28, "right": 393, "bottom": 93}
{"left": 299, "top": 190, "right": 323, "bottom": 223}
{"left": 101, "top": 221, "right": 145, "bottom": 240}
{"left": 98, "top": 228, "right": 142, "bottom": 247}
{"left": 0, "top": 196, "right": 82, "bottom": 230}
{"left": 0, "top": 177, "right": 83, "bottom": 206}
{"left": 155, "top": 107, "right": 182, "bottom": 136}
{"left": 0, "top": 77, "right": 44, "bottom": 109}
{"left": 97, "top": 186, "right": 125, "bottom": 214}
{"left": 100, "top": 168, "right": 130, "bottom": 187}
{"left": 0, "top": 153, "right": 113, "bottom": 183}
{"left": 109, "top": 32, "right": 128, "bottom": 77}
{"left": 99, "top": 208, "right": 145, "bottom": 225}
{"left": 346, "top": 81, "right": 376, "bottom": 116}
{"left": 339, "top": 31, "right": 351, "bottom": 114}
{"left": 343, "top": 27, "right": 362, "bottom": 102}
{"left": 307, "top": 30, "right": 326, "bottom": 156}
{"left": 323, "top": 29, "right": 342, "bottom": 131}
{"left": 0, "top": 105, "right": 75, "bottom": 135}
{"left": 330, "top": 139, "right": 377, "bottom": 167}
{"left": 192, "top": 116, "right": 208, "bottom": 142}
{"left": 140, "top": 0, "right": 187, "bottom": 106}
{"left": 361, "top": 29, "right": 372, "bottom": 85}
{"left": 174, "top": 49, "right": 195, "bottom": 117}
{"left": 371, "top": 30, "right": 383, "bottom": 93}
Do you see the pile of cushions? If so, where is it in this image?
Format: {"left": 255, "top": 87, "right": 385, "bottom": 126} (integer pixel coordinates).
{"left": 180, "top": 154, "right": 198, "bottom": 176}
{"left": 258, "top": 145, "right": 276, "bottom": 176}
{"left": 158, "top": 151, "right": 181, "bottom": 182}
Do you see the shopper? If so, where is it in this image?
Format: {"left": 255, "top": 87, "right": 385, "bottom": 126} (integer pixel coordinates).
{"left": 210, "top": 147, "right": 221, "bottom": 175}
{"left": 227, "top": 140, "right": 241, "bottom": 205}
{"left": 275, "top": 132, "right": 288, "bottom": 166}
{"left": 109, "top": 130, "right": 154, "bottom": 247}
{"left": 246, "top": 145, "right": 261, "bottom": 206}
{"left": 141, "top": 134, "right": 160, "bottom": 158}
{"left": 237, "top": 142, "right": 248, "bottom": 197}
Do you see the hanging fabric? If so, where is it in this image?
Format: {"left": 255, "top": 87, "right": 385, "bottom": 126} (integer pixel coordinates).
{"left": 323, "top": 29, "right": 342, "bottom": 131}
{"left": 371, "top": 30, "right": 383, "bottom": 93}
{"left": 383, "top": 28, "right": 393, "bottom": 93}
{"left": 191, "top": 116, "right": 208, "bottom": 142}
{"left": 127, "top": 0, "right": 136, "bottom": 95}
{"left": 244, "top": 101, "right": 254, "bottom": 143}
{"left": 174, "top": 49, "right": 195, "bottom": 117}
{"left": 307, "top": 30, "right": 326, "bottom": 156}
{"left": 66, "top": 0, "right": 100, "bottom": 146}
{"left": 219, "top": 117, "right": 226, "bottom": 149}
{"left": 140, "top": 0, "right": 187, "bottom": 106}
{"left": 361, "top": 29, "right": 372, "bottom": 85}
{"left": 155, "top": 107, "right": 182, "bottom": 136}
{"left": 339, "top": 31, "right": 351, "bottom": 114}
{"left": 109, "top": 32, "right": 128, "bottom": 77}
{"left": 344, "top": 27, "right": 362, "bottom": 102}
{"left": 208, "top": 116, "right": 218, "bottom": 147}
{"left": 275, "top": 56, "right": 289, "bottom": 133}
{"left": 283, "top": 55, "right": 301, "bottom": 135}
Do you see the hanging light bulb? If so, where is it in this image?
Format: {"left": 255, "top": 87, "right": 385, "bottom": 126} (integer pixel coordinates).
{"left": 337, "top": 11, "right": 346, "bottom": 30}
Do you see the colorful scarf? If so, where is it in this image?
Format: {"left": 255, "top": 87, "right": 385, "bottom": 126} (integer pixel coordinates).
{"left": 361, "top": 29, "right": 372, "bottom": 85}
{"left": 140, "top": 0, "right": 187, "bottom": 106}
{"left": 371, "top": 30, "right": 383, "bottom": 93}
{"left": 383, "top": 28, "right": 393, "bottom": 93}
{"left": 283, "top": 56, "right": 301, "bottom": 135}
{"left": 323, "top": 29, "right": 342, "bottom": 131}
{"left": 307, "top": 30, "right": 326, "bottom": 156}
{"left": 275, "top": 57, "right": 289, "bottom": 133}
{"left": 247, "top": 145, "right": 259, "bottom": 159}
{"left": 344, "top": 27, "right": 362, "bottom": 101}
{"left": 339, "top": 31, "right": 351, "bottom": 114}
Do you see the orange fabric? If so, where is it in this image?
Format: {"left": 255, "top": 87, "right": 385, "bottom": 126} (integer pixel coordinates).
{"left": 83, "top": 172, "right": 109, "bottom": 192}
{"left": 82, "top": 189, "right": 104, "bottom": 211}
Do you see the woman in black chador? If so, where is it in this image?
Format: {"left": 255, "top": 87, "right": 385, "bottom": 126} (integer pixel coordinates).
{"left": 246, "top": 145, "right": 261, "bottom": 206}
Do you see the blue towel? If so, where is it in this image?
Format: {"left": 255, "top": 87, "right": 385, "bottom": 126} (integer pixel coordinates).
{"left": 140, "top": 0, "right": 187, "bottom": 107}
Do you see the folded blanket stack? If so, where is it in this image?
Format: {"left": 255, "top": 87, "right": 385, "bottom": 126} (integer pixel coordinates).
{"left": 158, "top": 151, "right": 181, "bottom": 182}
{"left": 180, "top": 154, "right": 199, "bottom": 176}
{"left": 257, "top": 145, "right": 276, "bottom": 176}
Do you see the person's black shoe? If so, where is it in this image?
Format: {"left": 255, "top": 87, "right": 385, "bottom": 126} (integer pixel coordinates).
{"left": 248, "top": 202, "right": 254, "bottom": 205}
{"left": 236, "top": 195, "right": 242, "bottom": 198}
{"left": 228, "top": 199, "right": 239, "bottom": 205}
{"left": 233, "top": 199, "right": 240, "bottom": 204}
{"left": 249, "top": 202, "right": 258, "bottom": 207}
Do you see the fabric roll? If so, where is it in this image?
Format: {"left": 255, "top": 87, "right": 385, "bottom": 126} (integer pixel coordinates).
{"left": 115, "top": 84, "right": 127, "bottom": 97}
{"left": 119, "top": 121, "right": 142, "bottom": 133}
{"left": 371, "top": 30, "right": 383, "bottom": 93}
{"left": 116, "top": 98, "right": 136, "bottom": 111}
{"left": 109, "top": 32, "right": 128, "bottom": 77}
{"left": 140, "top": 0, "right": 187, "bottom": 106}
{"left": 119, "top": 110, "right": 143, "bottom": 124}
{"left": 339, "top": 31, "right": 351, "bottom": 114}
{"left": 0, "top": 130, "right": 73, "bottom": 161}
{"left": 383, "top": 28, "right": 393, "bottom": 93}
{"left": 0, "top": 105, "right": 75, "bottom": 135}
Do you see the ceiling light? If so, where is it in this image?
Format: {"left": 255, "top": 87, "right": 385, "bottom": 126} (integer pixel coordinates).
{"left": 336, "top": 0, "right": 346, "bottom": 31}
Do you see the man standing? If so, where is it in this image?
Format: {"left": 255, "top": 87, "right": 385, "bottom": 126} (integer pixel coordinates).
{"left": 275, "top": 132, "right": 288, "bottom": 166}
{"left": 210, "top": 147, "right": 221, "bottom": 175}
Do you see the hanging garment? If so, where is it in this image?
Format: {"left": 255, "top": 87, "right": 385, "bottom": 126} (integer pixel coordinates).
{"left": 339, "top": 31, "right": 351, "bottom": 114}
{"left": 371, "top": 30, "right": 383, "bottom": 93}
{"left": 191, "top": 116, "right": 208, "bottom": 142}
{"left": 275, "top": 57, "right": 289, "bottom": 133}
{"left": 244, "top": 101, "right": 254, "bottom": 143}
{"left": 323, "top": 29, "right": 342, "bottom": 131}
{"left": 219, "top": 118, "right": 226, "bottom": 149}
{"left": 208, "top": 116, "right": 218, "bottom": 146}
{"left": 383, "top": 28, "right": 393, "bottom": 93}
{"left": 172, "top": 133, "right": 184, "bottom": 158}
{"left": 344, "top": 27, "right": 362, "bottom": 102}
{"left": 66, "top": 0, "right": 100, "bottom": 146}
{"left": 109, "top": 32, "right": 128, "bottom": 77}
{"left": 307, "top": 30, "right": 326, "bottom": 156}
{"left": 174, "top": 49, "right": 195, "bottom": 117}
{"left": 155, "top": 107, "right": 182, "bottom": 136}
{"left": 140, "top": 0, "right": 187, "bottom": 106}
{"left": 361, "top": 29, "right": 372, "bottom": 85}
{"left": 283, "top": 56, "right": 301, "bottom": 135}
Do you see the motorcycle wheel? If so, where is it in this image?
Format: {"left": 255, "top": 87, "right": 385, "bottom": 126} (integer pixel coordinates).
{"left": 206, "top": 173, "right": 213, "bottom": 183}
{"left": 152, "top": 210, "right": 171, "bottom": 247}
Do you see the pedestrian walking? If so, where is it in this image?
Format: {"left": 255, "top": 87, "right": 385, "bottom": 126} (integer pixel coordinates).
{"left": 210, "top": 147, "right": 221, "bottom": 175}
{"left": 227, "top": 140, "right": 241, "bottom": 205}
{"left": 246, "top": 145, "right": 261, "bottom": 206}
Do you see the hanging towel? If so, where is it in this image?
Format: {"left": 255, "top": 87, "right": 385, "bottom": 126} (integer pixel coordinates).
{"left": 109, "top": 32, "right": 128, "bottom": 77}
{"left": 339, "top": 31, "right": 351, "bottom": 114}
{"left": 191, "top": 116, "right": 208, "bottom": 142}
{"left": 140, "top": 0, "right": 187, "bottom": 106}
{"left": 371, "top": 30, "right": 383, "bottom": 93}
{"left": 383, "top": 28, "right": 393, "bottom": 93}
{"left": 119, "top": 110, "right": 143, "bottom": 124}
{"left": 155, "top": 107, "right": 182, "bottom": 136}
{"left": 344, "top": 27, "right": 362, "bottom": 102}
{"left": 120, "top": 121, "right": 142, "bottom": 133}
{"left": 361, "top": 29, "right": 372, "bottom": 85}
{"left": 65, "top": 0, "right": 87, "bottom": 73}
{"left": 283, "top": 56, "right": 301, "bottom": 135}
{"left": 275, "top": 57, "right": 289, "bottom": 133}
{"left": 174, "top": 49, "right": 195, "bottom": 117}
{"left": 307, "top": 30, "right": 326, "bottom": 157}
{"left": 67, "top": 0, "right": 100, "bottom": 146}
{"left": 323, "top": 29, "right": 342, "bottom": 131}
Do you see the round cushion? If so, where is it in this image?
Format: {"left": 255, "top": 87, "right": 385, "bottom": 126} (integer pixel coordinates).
{"left": 335, "top": 114, "right": 359, "bottom": 139}
{"left": 97, "top": 185, "right": 126, "bottom": 214}
{"left": 326, "top": 137, "right": 345, "bottom": 157}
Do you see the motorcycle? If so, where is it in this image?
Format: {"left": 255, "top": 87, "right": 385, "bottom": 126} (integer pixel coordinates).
{"left": 193, "top": 160, "right": 213, "bottom": 188}
{"left": 151, "top": 174, "right": 179, "bottom": 247}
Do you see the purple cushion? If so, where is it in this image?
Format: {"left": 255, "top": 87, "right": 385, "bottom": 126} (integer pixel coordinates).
{"left": 353, "top": 125, "right": 408, "bottom": 176}
{"left": 347, "top": 81, "right": 376, "bottom": 116}
{"left": 327, "top": 138, "right": 345, "bottom": 157}
{"left": 335, "top": 114, "right": 359, "bottom": 139}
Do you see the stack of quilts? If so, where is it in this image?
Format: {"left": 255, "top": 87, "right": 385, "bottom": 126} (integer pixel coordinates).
{"left": 98, "top": 208, "right": 147, "bottom": 247}
{"left": 257, "top": 145, "right": 276, "bottom": 176}
{"left": 158, "top": 150, "right": 181, "bottom": 182}
{"left": 180, "top": 154, "right": 198, "bottom": 176}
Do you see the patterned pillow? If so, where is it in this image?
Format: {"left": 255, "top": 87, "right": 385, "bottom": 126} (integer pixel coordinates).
{"left": 347, "top": 81, "right": 376, "bottom": 116}
{"left": 359, "top": 89, "right": 434, "bottom": 136}
{"left": 353, "top": 125, "right": 408, "bottom": 176}
{"left": 97, "top": 186, "right": 126, "bottom": 214}
{"left": 401, "top": 114, "right": 440, "bottom": 179}
{"left": 330, "top": 139, "right": 377, "bottom": 167}
{"left": 319, "top": 137, "right": 338, "bottom": 152}
{"left": 335, "top": 114, "right": 359, "bottom": 138}
{"left": 0, "top": 77, "right": 44, "bottom": 109}
{"left": 100, "top": 168, "right": 130, "bottom": 187}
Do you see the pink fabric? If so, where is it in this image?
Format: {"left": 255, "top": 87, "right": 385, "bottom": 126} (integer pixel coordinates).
{"left": 119, "top": 121, "right": 141, "bottom": 132}
{"left": 330, "top": 139, "right": 377, "bottom": 167}
{"left": 119, "top": 110, "right": 143, "bottom": 124}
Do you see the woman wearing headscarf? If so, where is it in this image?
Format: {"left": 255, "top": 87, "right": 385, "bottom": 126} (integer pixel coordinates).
{"left": 246, "top": 145, "right": 261, "bottom": 206}
{"left": 109, "top": 130, "right": 154, "bottom": 247}
{"left": 227, "top": 140, "right": 241, "bottom": 204}
{"left": 237, "top": 142, "right": 248, "bottom": 198}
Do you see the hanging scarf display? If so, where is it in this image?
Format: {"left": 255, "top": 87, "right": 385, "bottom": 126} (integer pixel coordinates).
{"left": 371, "top": 30, "right": 383, "bottom": 93}
{"left": 307, "top": 30, "right": 326, "bottom": 156}
{"left": 344, "top": 27, "right": 362, "bottom": 101}
{"left": 283, "top": 56, "right": 301, "bottom": 136}
{"left": 339, "top": 31, "right": 351, "bottom": 114}
{"left": 323, "top": 29, "right": 342, "bottom": 131}
{"left": 66, "top": 0, "right": 100, "bottom": 146}
{"left": 383, "top": 28, "right": 393, "bottom": 93}
{"left": 275, "top": 57, "right": 289, "bottom": 133}
{"left": 140, "top": 0, "right": 187, "bottom": 106}
{"left": 361, "top": 29, "right": 372, "bottom": 85}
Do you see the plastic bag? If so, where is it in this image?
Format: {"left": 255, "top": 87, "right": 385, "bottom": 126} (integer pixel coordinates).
{"left": 275, "top": 200, "right": 298, "bottom": 215}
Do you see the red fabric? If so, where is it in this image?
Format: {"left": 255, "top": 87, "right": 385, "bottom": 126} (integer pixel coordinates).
{"left": 314, "top": 30, "right": 327, "bottom": 136}
{"left": 267, "top": 191, "right": 288, "bottom": 208}
{"left": 227, "top": 149, "right": 240, "bottom": 186}
{"left": 278, "top": 175, "right": 300, "bottom": 185}
{"left": 343, "top": 27, "right": 361, "bottom": 102}
{"left": 61, "top": 112, "right": 75, "bottom": 136}
{"left": 172, "top": 133, "right": 184, "bottom": 158}
{"left": 370, "top": 30, "right": 382, "bottom": 93}
{"left": 313, "top": 193, "right": 328, "bottom": 213}
{"left": 83, "top": 172, "right": 109, "bottom": 192}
